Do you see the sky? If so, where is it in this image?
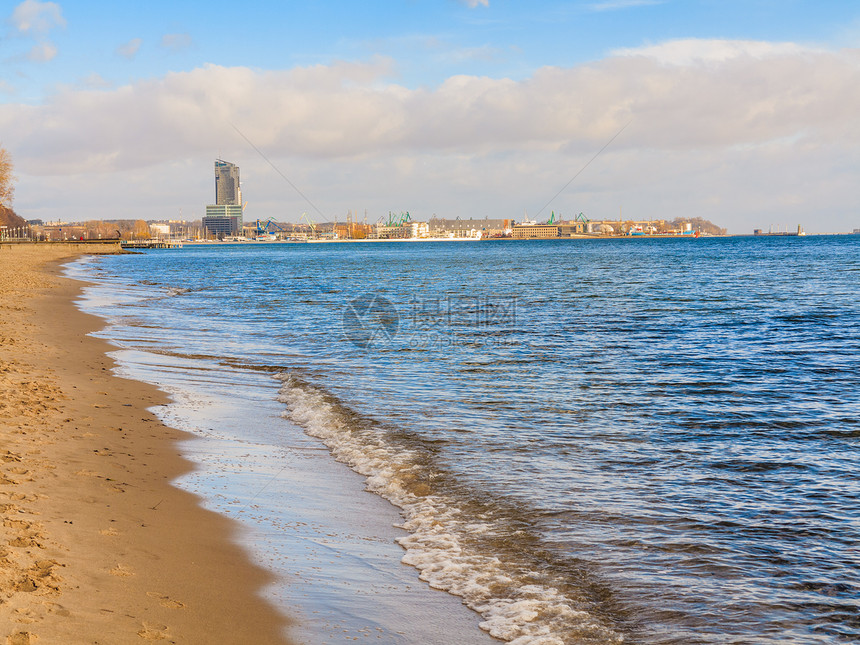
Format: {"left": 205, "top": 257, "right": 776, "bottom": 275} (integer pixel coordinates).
{"left": 1, "top": 0, "right": 859, "bottom": 233}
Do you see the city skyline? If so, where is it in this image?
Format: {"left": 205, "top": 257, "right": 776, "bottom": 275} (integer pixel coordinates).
{"left": 1, "top": 1, "right": 859, "bottom": 233}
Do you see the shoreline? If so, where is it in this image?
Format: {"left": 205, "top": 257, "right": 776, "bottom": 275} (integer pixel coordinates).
{"left": 1, "top": 245, "right": 291, "bottom": 643}
{"left": 72, "top": 250, "right": 501, "bottom": 644}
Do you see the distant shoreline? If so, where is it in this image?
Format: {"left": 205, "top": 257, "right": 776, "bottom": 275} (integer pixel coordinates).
{"left": 171, "top": 231, "right": 857, "bottom": 245}
{"left": 178, "top": 233, "right": 724, "bottom": 245}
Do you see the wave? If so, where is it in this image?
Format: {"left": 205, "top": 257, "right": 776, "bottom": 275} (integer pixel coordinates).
{"left": 276, "top": 372, "right": 626, "bottom": 645}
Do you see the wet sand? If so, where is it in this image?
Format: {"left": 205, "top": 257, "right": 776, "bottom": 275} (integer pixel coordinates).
{"left": 0, "top": 244, "right": 291, "bottom": 644}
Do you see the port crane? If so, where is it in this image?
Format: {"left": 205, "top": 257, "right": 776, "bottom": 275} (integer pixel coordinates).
{"left": 299, "top": 212, "right": 317, "bottom": 233}
{"left": 255, "top": 218, "right": 288, "bottom": 235}
{"left": 544, "top": 211, "right": 588, "bottom": 226}
{"left": 386, "top": 211, "right": 411, "bottom": 226}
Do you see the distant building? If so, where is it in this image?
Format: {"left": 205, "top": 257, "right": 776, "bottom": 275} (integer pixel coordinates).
{"left": 376, "top": 223, "right": 413, "bottom": 239}
{"left": 511, "top": 223, "right": 587, "bottom": 239}
{"left": 512, "top": 224, "right": 560, "bottom": 239}
{"left": 411, "top": 221, "right": 430, "bottom": 238}
{"left": 429, "top": 217, "right": 509, "bottom": 238}
{"left": 205, "top": 159, "right": 243, "bottom": 237}
{"left": 334, "top": 222, "right": 375, "bottom": 239}
{"left": 150, "top": 223, "right": 171, "bottom": 238}
{"left": 215, "top": 159, "right": 242, "bottom": 206}
{"left": 203, "top": 204, "right": 243, "bottom": 238}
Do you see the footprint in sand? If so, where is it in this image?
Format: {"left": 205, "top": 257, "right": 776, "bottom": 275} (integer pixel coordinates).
{"left": 99, "top": 527, "right": 120, "bottom": 537}
{"left": 146, "top": 592, "right": 186, "bottom": 609}
{"left": 6, "top": 631, "right": 38, "bottom": 645}
{"left": 109, "top": 564, "right": 134, "bottom": 577}
{"left": 137, "top": 623, "right": 172, "bottom": 641}
{"left": 42, "top": 601, "right": 71, "bottom": 617}
{"left": 11, "top": 607, "right": 38, "bottom": 624}
{"left": 14, "top": 560, "right": 62, "bottom": 594}
{"left": 3, "top": 518, "right": 32, "bottom": 531}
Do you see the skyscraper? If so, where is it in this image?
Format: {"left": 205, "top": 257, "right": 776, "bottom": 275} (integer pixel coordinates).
{"left": 214, "top": 159, "right": 241, "bottom": 206}
{"left": 204, "top": 159, "right": 243, "bottom": 238}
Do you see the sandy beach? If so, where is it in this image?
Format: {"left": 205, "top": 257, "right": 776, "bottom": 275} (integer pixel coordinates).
{"left": 0, "top": 244, "right": 291, "bottom": 644}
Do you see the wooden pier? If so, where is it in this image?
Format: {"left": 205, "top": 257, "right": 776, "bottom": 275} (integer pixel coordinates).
{"left": 120, "top": 239, "right": 183, "bottom": 250}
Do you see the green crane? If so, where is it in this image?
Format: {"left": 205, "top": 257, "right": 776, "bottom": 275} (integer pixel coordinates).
{"left": 299, "top": 212, "right": 317, "bottom": 235}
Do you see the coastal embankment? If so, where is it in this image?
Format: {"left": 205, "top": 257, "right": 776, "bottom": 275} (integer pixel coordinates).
{"left": 0, "top": 244, "right": 290, "bottom": 644}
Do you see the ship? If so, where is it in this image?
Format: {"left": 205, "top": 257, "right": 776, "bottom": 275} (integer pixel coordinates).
{"left": 753, "top": 225, "right": 806, "bottom": 236}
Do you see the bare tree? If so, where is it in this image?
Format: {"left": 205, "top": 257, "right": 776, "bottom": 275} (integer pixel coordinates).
{"left": 0, "top": 146, "right": 14, "bottom": 208}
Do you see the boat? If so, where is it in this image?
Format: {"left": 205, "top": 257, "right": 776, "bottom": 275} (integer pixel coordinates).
{"left": 753, "top": 225, "right": 806, "bottom": 237}
{"left": 520, "top": 209, "right": 537, "bottom": 226}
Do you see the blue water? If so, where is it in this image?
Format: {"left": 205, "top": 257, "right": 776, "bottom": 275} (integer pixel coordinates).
{"left": 72, "top": 236, "right": 860, "bottom": 644}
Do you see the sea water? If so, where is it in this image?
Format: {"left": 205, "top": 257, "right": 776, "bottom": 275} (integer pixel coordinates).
{"left": 68, "top": 236, "right": 860, "bottom": 644}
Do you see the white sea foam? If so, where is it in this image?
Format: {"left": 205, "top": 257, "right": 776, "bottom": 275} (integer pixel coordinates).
{"left": 277, "top": 373, "right": 625, "bottom": 644}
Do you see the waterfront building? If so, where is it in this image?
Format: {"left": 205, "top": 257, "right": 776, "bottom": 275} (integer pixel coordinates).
{"left": 375, "top": 223, "right": 413, "bottom": 239}
{"left": 150, "top": 223, "right": 171, "bottom": 239}
{"left": 215, "top": 159, "right": 242, "bottom": 206}
{"left": 429, "top": 217, "right": 509, "bottom": 238}
{"left": 205, "top": 159, "right": 243, "bottom": 238}
{"left": 411, "top": 221, "right": 430, "bottom": 238}
{"left": 373, "top": 220, "right": 430, "bottom": 239}
{"left": 511, "top": 223, "right": 587, "bottom": 239}
{"left": 203, "top": 204, "right": 243, "bottom": 237}
{"left": 512, "top": 224, "right": 560, "bottom": 239}
{"left": 334, "top": 222, "right": 375, "bottom": 239}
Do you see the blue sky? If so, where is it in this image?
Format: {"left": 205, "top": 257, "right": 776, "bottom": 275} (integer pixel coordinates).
{"left": 2, "top": 0, "right": 859, "bottom": 232}
{"left": 6, "top": 1, "right": 857, "bottom": 96}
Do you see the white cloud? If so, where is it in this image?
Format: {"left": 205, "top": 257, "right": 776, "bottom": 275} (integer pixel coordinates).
{"left": 79, "top": 72, "right": 111, "bottom": 89}
{"left": 160, "top": 33, "right": 192, "bottom": 52}
{"left": 612, "top": 38, "right": 820, "bottom": 65}
{"left": 3, "top": 39, "right": 860, "bottom": 232}
{"left": 459, "top": 0, "right": 489, "bottom": 7}
{"left": 25, "top": 41, "right": 57, "bottom": 62}
{"left": 9, "top": 0, "right": 65, "bottom": 64}
{"left": 11, "top": 0, "right": 65, "bottom": 34}
{"left": 116, "top": 38, "right": 143, "bottom": 60}
{"left": 590, "top": 0, "right": 664, "bottom": 12}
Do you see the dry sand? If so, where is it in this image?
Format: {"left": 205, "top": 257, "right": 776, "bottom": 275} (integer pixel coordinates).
{"left": 0, "top": 244, "right": 291, "bottom": 644}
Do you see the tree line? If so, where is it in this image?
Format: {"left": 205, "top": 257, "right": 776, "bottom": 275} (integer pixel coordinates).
{"left": 0, "top": 145, "right": 27, "bottom": 230}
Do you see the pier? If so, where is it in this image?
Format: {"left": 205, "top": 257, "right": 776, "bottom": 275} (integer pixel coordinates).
{"left": 120, "top": 239, "right": 183, "bottom": 249}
